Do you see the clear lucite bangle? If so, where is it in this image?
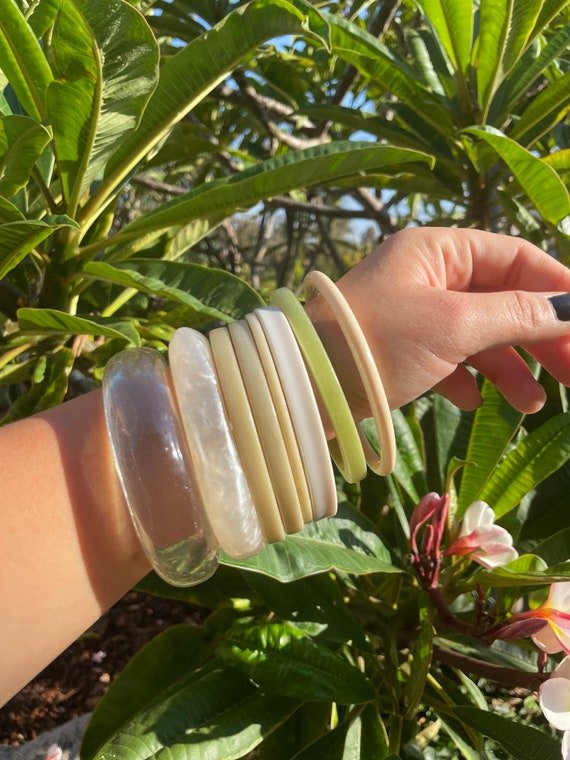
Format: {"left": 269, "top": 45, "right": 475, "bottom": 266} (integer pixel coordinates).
{"left": 102, "top": 347, "right": 219, "bottom": 587}
{"left": 209, "top": 326, "right": 286, "bottom": 543}
{"left": 228, "top": 319, "right": 305, "bottom": 535}
{"left": 169, "top": 327, "right": 265, "bottom": 559}
{"left": 254, "top": 306, "right": 337, "bottom": 520}
{"left": 270, "top": 287, "right": 367, "bottom": 484}
{"left": 305, "top": 271, "right": 397, "bottom": 476}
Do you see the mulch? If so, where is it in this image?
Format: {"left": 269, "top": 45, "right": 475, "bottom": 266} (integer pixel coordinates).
{"left": 0, "top": 590, "right": 206, "bottom": 746}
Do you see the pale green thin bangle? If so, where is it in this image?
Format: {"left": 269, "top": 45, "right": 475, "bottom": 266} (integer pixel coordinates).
{"left": 270, "top": 287, "right": 367, "bottom": 484}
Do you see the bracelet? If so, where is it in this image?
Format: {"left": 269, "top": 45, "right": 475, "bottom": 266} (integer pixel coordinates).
{"left": 228, "top": 320, "right": 305, "bottom": 534}
{"left": 270, "top": 287, "right": 367, "bottom": 484}
{"left": 254, "top": 306, "right": 337, "bottom": 520}
{"left": 305, "top": 271, "right": 396, "bottom": 476}
{"left": 245, "top": 312, "right": 313, "bottom": 524}
{"left": 209, "top": 325, "right": 286, "bottom": 543}
{"left": 168, "top": 327, "right": 265, "bottom": 559}
{"left": 102, "top": 347, "right": 219, "bottom": 587}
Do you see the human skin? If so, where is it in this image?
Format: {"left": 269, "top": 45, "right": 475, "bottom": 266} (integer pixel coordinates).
{"left": 3, "top": 227, "right": 570, "bottom": 705}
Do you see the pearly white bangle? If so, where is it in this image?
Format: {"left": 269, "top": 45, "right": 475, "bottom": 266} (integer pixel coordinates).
{"left": 254, "top": 306, "right": 337, "bottom": 520}
{"left": 169, "top": 327, "right": 265, "bottom": 559}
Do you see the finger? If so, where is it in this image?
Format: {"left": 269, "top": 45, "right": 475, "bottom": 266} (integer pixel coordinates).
{"left": 525, "top": 335, "right": 570, "bottom": 387}
{"left": 432, "top": 365, "right": 482, "bottom": 410}
{"left": 469, "top": 346, "right": 546, "bottom": 413}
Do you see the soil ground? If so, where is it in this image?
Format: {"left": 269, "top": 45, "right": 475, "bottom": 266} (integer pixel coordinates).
{"left": 0, "top": 590, "right": 204, "bottom": 745}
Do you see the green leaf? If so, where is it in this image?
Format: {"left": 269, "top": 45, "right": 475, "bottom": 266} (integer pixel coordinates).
{"left": 388, "top": 409, "right": 428, "bottom": 502}
{"left": 218, "top": 620, "right": 375, "bottom": 704}
{"left": 415, "top": 0, "right": 474, "bottom": 75}
{"left": 107, "top": 142, "right": 433, "bottom": 246}
{"left": 17, "top": 307, "right": 140, "bottom": 345}
{"left": 474, "top": 559, "right": 570, "bottom": 588}
{"left": 47, "top": 0, "right": 158, "bottom": 209}
{"left": 462, "top": 125, "right": 570, "bottom": 224}
{"left": 477, "top": 0, "right": 542, "bottom": 119}
{"left": 532, "top": 527, "right": 570, "bottom": 566}
{"left": 83, "top": 259, "right": 264, "bottom": 322}
{"left": 0, "top": 0, "right": 53, "bottom": 121}
{"left": 457, "top": 380, "right": 523, "bottom": 515}
{"left": 221, "top": 500, "right": 399, "bottom": 581}
{"left": 510, "top": 70, "right": 570, "bottom": 146}
{"left": 489, "top": 20, "right": 570, "bottom": 122}
{"left": 292, "top": 703, "right": 390, "bottom": 759}
{"left": 87, "top": 0, "right": 331, "bottom": 216}
{"left": 243, "top": 572, "right": 369, "bottom": 649}
{"left": 0, "top": 217, "right": 78, "bottom": 279}
{"left": 87, "top": 662, "right": 298, "bottom": 760}
{"left": 479, "top": 412, "right": 570, "bottom": 519}
{"left": 259, "top": 702, "right": 331, "bottom": 760}
{"left": 405, "top": 621, "right": 434, "bottom": 719}
{"left": 433, "top": 395, "right": 474, "bottom": 493}
{"left": 0, "top": 348, "right": 74, "bottom": 423}
{"left": 81, "top": 625, "right": 215, "bottom": 760}
{"left": 0, "top": 114, "right": 51, "bottom": 198}
{"left": 452, "top": 706, "right": 561, "bottom": 760}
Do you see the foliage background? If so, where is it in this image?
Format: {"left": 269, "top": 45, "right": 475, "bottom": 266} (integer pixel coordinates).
{"left": 1, "top": 0, "right": 570, "bottom": 757}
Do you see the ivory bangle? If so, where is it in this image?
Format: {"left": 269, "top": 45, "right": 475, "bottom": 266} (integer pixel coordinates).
{"left": 270, "top": 287, "right": 367, "bottom": 484}
{"left": 102, "top": 347, "right": 219, "bottom": 587}
{"left": 228, "top": 320, "right": 305, "bottom": 535}
{"left": 209, "top": 326, "right": 286, "bottom": 543}
{"left": 305, "top": 271, "right": 396, "bottom": 476}
{"left": 254, "top": 306, "right": 337, "bottom": 520}
{"left": 169, "top": 328, "right": 264, "bottom": 559}
{"left": 245, "top": 312, "right": 313, "bottom": 524}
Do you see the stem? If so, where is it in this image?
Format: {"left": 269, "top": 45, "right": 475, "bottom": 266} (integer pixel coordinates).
{"left": 388, "top": 713, "right": 403, "bottom": 755}
{"left": 433, "top": 646, "right": 549, "bottom": 691}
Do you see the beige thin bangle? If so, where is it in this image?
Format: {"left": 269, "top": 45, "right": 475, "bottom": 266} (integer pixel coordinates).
{"left": 228, "top": 320, "right": 305, "bottom": 535}
{"left": 209, "top": 327, "right": 286, "bottom": 543}
{"left": 245, "top": 312, "right": 313, "bottom": 524}
{"left": 270, "top": 287, "right": 367, "bottom": 484}
{"left": 305, "top": 271, "right": 396, "bottom": 476}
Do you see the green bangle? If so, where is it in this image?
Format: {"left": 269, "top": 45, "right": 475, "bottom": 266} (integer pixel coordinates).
{"left": 270, "top": 287, "right": 367, "bottom": 484}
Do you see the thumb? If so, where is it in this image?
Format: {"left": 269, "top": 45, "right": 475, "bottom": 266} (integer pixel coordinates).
{"left": 443, "top": 290, "right": 570, "bottom": 360}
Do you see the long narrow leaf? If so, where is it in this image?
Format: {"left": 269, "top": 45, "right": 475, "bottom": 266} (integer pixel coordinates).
{"left": 82, "top": 0, "right": 331, "bottom": 221}
{"left": 17, "top": 308, "right": 140, "bottom": 345}
{"left": 0, "top": 217, "right": 78, "bottom": 279}
{"left": 509, "top": 71, "right": 570, "bottom": 147}
{"left": 415, "top": 0, "right": 474, "bottom": 75}
{"left": 457, "top": 380, "right": 523, "bottom": 515}
{"left": 462, "top": 125, "right": 570, "bottom": 224}
{"left": 0, "top": 0, "right": 53, "bottom": 121}
{"left": 102, "top": 143, "right": 432, "bottom": 248}
{"left": 0, "top": 115, "right": 51, "bottom": 198}
{"left": 479, "top": 412, "right": 570, "bottom": 519}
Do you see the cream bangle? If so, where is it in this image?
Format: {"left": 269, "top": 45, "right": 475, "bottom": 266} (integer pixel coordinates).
{"left": 245, "top": 312, "right": 313, "bottom": 524}
{"left": 209, "top": 326, "right": 286, "bottom": 543}
{"left": 305, "top": 271, "right": 396, "bottom": 476}
{"left": 169, "top": 328, "right": 265, "bottom": 559}
{"left": 270, "top": 287, "right": 367, "bottom": 484}
{"left": 102, "top": 347, "right": 219, "bottom": 587}
{"left": 254, "top": 306, "right": 337, "bottom": 520}
{"left": 228, "top": 320, "right": 305, "bottom": 535}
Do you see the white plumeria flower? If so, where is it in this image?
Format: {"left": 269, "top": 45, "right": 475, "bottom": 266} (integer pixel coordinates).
{"left": 532, "top": 582, "right": 570, "bottom": 654}
{"left": 444, "top": 500, "right": 518, "bottom": 570}
{"left": 540, "top": 656, "right": 570, "bottom": 733}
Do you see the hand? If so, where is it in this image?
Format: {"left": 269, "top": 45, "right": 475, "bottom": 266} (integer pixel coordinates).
{"left": 311, "top": 228, "right": 570, "bottom": 415}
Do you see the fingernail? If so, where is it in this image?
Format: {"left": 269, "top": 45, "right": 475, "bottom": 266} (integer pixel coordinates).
{"left": 549, "top": 294, "right": 570, "bottom": 321}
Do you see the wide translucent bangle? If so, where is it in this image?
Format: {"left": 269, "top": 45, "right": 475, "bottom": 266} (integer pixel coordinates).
{"left": 305, "top": 271, "right": 396, "bottom": 476}
{"left": 270, "top": 287, "right": 367, "bottom": 484}
{"left": 209, "top": 325, "right": 286, "bottom": 543}
{"left": 169, "top": 327, "right": 265, "bottom": 559}
{"left": 254, "top": 306, "right": 337, "bottom": 520}
{"left": 102, "top": 347, "right": 219, "bottom": 587}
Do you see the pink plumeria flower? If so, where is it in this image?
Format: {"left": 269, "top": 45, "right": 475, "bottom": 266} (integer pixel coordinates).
{"left": 532, "top": 582, "right": 570, "bottom": 654}
{"left": 540, "top": 657, "right": 570, "bottom": 748}
{"left": 444, "top": 500, "right": 518, "bottom": 570}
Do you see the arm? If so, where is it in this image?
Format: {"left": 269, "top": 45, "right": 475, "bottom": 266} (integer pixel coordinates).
{"left": 3, "top": 227, "right": 570, "bottom": 705}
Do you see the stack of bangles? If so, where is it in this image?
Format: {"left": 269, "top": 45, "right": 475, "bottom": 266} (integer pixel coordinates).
{"left": 102, "top": 272, "right": 397, "bottom": 587}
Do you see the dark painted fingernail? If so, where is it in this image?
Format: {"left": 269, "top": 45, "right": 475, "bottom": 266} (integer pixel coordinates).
{"left": 549, "top": 294, "right": 570, "bottom": 321}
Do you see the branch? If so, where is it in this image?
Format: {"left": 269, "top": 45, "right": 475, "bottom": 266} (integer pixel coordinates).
{"left": 433, "top": 646, "right": 549, "bottom": 691}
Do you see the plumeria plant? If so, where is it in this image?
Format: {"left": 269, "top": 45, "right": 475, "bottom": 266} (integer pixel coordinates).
{"left": 78, "top": 377, "right": 570, "bottom": 760}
